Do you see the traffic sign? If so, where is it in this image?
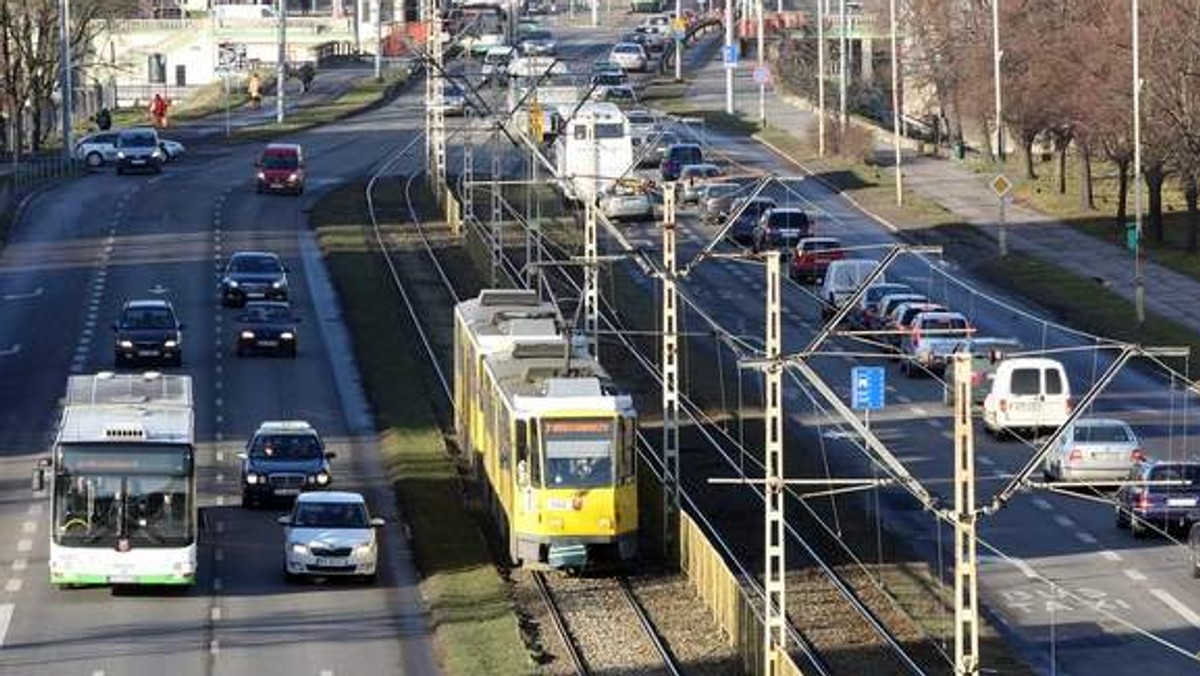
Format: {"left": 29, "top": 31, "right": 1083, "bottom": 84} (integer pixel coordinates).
{"left": 753, "top": 65, "right": 771, "bottom": 85}
{"left": 722, "top": 44, "right": 739, "bottom": 69}
{"left": 1126, "top": 221, "right": 1139, "bottom": 252}
{"left": 990, "top": 174, "right": 1012, "bottom": 198}
{"left": 672, "top": 17, "right": 687, "bottom": 32}
{"left": 851, "top": 366, "right": 885, "bottom": 411}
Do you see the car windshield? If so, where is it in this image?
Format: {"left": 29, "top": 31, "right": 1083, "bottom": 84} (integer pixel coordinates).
{"left": 292, "top": 501, "right": 369, "bottom": 528}
{"left": 262, "top": 154, "right": 298, "bottom": 169}
{"left": 121, "top": 307, "right": 174, "bottom": 329}
{"left": 242, "top": 303, "right": 292, "bottom": 323}
{"left": 670, "top": 147, "right": 702, "bottom": 164}
{"left": 865, "top": 284, "right": 910, "bottom": 304}
{"left": 769, "top": 212, "right": 809, "bottom": 230}
{"left": 614, "top": 44, "right": 640, "bottom": 54}
{"left": 626, "top": 113, "right": 655, "bottom": 126}
{"left": 122, "top": 133, "right": 156, "bottom": 148}
{"left": 594, "top": 73, "right": 625, "bottom": 85}
{"left": 705, "top": 184, "right": 739, "bottom": 198}
{"left": 230, "top": 255, "right": 283, "bottom": 274}
{"left": 524, "top": 30, "right": 551, "bottom": 40}
{"left": 250, "top": 434, "right": 322, "bottom": 460}
{"left": 921, "top": 317, "right": 969, "bottom": 333}
{"left": 802, "top": 240, "right": 840, "bottom": 252}
{"left": 1148, "top": 465, "right": 1200, "bottom": 488}
{"left": 606, "top": 88, "right": 634, "bottom": 100}
{"left": 1075, "top": 424, "right": 1133, "bottom": 443}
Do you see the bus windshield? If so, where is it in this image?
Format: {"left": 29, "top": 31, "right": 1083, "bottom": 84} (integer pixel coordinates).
{"left": 53, "top": 444, "right": 193, "bottom": 548}
{"left": 542, "top": 419, "right": 614, "bottom": 488}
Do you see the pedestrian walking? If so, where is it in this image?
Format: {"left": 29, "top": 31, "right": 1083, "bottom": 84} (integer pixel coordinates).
{"left": 149, "top": 94, "right": 168, "bottom": 129}
{"left": 95, "top": 108, "right": 112, "bottom": 131}
{"left": 248, "top": 73, "right": 262, "bottom": 110}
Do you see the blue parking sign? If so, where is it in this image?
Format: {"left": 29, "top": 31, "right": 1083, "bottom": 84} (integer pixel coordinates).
{"left": 722, "top": 44, "right": 739, "bottom": 68}
{"left": 851, "top": 366, "right": 885, "bottom": 411}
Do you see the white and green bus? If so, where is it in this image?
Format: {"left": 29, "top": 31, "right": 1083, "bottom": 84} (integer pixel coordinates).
{"left": 36, "top": 372, "right": 196, "bottom": 586}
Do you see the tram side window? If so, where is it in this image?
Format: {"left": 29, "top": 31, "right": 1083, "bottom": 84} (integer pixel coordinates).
{"left": 499, "top": 406, "right": 512, "bottom": 468}
{"left": 529, "top": 421, "right": 542, "bottom": 485}
{"left": 620, "top": 418, "right": 635, "bottom": 482}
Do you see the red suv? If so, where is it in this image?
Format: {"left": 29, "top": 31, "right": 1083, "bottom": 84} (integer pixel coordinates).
{"left": 789, "top": 236, "right": 844, "bottom": 284}
{"left": 255, "top": 143, "right": 305, "bottom": 195}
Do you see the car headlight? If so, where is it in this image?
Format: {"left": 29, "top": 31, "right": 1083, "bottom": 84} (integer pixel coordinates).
{"left": 290, "top": 542, "right": 308, "bottom": 555}
{"left": 287, "top": 172, "right": 299, "bottom": 182}
{"left": 314, "top": 471, "right": 330, "bottom": 486}
{"left": 117, "top": 151, "right": 125, "bottom": 160}
{"left": 280, "top": 331, "right": 295, "bottom": 340}
{"left": 256, "top": 171, "right": 266, "bottom": 181}
{"left": 353, "top": 543, "right": 375, "bottom": 558}
{"left": 272, "top": 280, "right": 286, "bottom": 289}
{"left": 225, "top": 278, "right": 238, "bottom": 288}
{"left": 151, "top": 149, "right": 163, "bottom": 159}
{"left": 245, "top": 472, "right": 260, "bottom": 485}
{"left": 164, "top": 339, "right": 178, "bottom": 348}
{"left": 240, "top": 330, "right": 255, "bottom": 340}
{"left": 119, "top": 340, "right": 133, "bottom": 349}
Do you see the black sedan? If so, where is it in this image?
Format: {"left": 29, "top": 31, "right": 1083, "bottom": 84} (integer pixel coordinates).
{"left": 220, "top": 251, "right": 289, "bottom": 308}
{"left": 112, "top": 299, "right": 184, "bottom": 367}
{"left": 235, "top": 301, "right": 299, "bottom": 357}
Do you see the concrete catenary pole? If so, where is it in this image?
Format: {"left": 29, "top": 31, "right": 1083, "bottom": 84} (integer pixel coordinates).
{"left": 889, "top": 0, "right": 902, "bottom": 205}
{"left": 277, "top": 0, "right": 287, "bottom": 124}
{"left": 1133, "top": 0, "right": 1145, "bottom": 324}
{"left": 817, "top": 0, "right": 825, "bottom": 156}
{"left": 838, "top": 0, "right": 846, "bottom": 130}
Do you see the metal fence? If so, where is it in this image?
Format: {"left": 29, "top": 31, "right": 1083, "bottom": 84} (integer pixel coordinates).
{"left": 680, "top": 511, "right": 808, "bottom": 676}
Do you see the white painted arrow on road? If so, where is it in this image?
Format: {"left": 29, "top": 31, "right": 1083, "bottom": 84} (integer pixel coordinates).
{"left": 3, "top": 287, "right": 42, "bottom": 301}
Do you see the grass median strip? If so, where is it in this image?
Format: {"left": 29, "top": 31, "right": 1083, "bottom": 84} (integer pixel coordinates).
{"left": 313, "top": 183, "right": 532, "bottom": 676}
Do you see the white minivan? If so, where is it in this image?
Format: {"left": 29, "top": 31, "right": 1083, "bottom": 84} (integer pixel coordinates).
{"left": 820, "top": 259, "right": 883, "bottom": 319}
{"left": 982, "top": 357, "right": 1072, "bottom": 436}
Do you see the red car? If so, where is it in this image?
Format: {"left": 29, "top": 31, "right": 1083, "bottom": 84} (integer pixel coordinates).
{"left": 789, "top": 236, "right": 844, "bottom": 284}
{"left": 255, "top": 143, "right": 305, "bottom": 195}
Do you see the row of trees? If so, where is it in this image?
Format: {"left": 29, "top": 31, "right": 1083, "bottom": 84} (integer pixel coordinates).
{"left": 906, "top": 0, "right": 1200, "bottom": 246}
{"left": 0, "top": 0, "right": 136, "bottom": 154}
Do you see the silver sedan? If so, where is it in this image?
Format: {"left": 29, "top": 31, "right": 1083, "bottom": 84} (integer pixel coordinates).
{"left": 1043, "top": 417, "right": 1144, "bottom": 482}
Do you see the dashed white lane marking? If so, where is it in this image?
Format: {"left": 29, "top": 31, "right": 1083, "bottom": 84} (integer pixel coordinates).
{"left": 16, "top": 540, "right": 31, "bottom": 552}
{"left": 215, "top": 549, "right": 224, "bottom": 563}
{"left": 3, "top": 579, "right": 20, "bottom": 593}
{"left": 216, "top": 473, "right": 224, "bottom": 483}
{"left": 216, "top": 521, "right": 225, "bottom": 534}
{"left": 1100, "top": 550, "right": 1123, "bottom": 562}
{"left": 924, "top": 419, "right": 940, "bottom": 427}
{"left": 216, "top": 495, "right": 226, "bottom": 507}
{"left": 211, "top": 607, "right": 222, "bottom": 621}
{"left": 896, "top": 394, "right": 912, "bottom": 404}
{"left": 213, "top": 578, "right": 223, "bottom": 591}
{"left": 1076, "top": 532, "right": 1098, "bottom": 545}
{"left": 92, "top": 670, "right": 105, "bottom": 676}
{"left": 0, "top": 603, "right": 13, "bottom": 648}
{"left": 216, "top": 450, "right": 225, "bottom": 462}
{"left": 1032, "top": 498, "right": 1054, "bottom": 511}
{"left": 209, "top": 639, "right": 220, "bottom": 656}
{"left": 1053, "top": 514, "right": 1075, "bottom": 528}
{"left": 977, "top": 456, "right": 995, "bottom": 467}
{"left": 11, "top": 559, "right": 26, "bottom": 573}
{"left": 320, "top": 670, "right": 334, "bottom": 676}
{"left": 911, "top": 406, "right": 928, "bottom": 416}
{"left": 21, "top": 521, "right": 35, "bottom": 534}
{"left": 1150, "top": 588, "right": 1200, "bottom": 629}
{"left": 1124, "top": 569, "right": 1148, "bottom": 582}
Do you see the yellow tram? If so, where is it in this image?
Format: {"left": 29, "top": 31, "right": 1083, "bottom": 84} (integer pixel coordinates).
{"left": 453, "top": 290, "right": 638, "bottom": 569}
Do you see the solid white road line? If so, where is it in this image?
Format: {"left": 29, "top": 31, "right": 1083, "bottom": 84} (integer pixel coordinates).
{"left": 0, "top": 603, "right": 13, "bottom": 648}
{"left": 11, "top": 559, "right": 26, "bottom": 572}
{"left": 977, "top": 456, "right": 996, "bottom": 467}
{"left": 1010, "top": 557, "right": 1038, "bottom": 579}
{"left": 1124, "top": 569, "right": 1148, "bottom": 582}
{"left": 1100, "top": 550, "right": 1123, "bottom": 562}
{"left": 911, "top": 406, "right": 928, "bottom": 416}
{"left": 1150, "top": 588, "right": 1200, "bottom": 629}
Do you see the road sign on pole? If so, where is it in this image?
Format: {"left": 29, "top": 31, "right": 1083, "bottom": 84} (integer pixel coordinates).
{"left": 753, "top": 64, "right": 771, "bottom": 86}
{"left": 990, "top": 174, "right": 1012, "bottom": 198}
{"left": 722, "top": 44, "right": 739, "bottom": 69}
{"left": 851, "top": 366, "right": 885, "bottom": 411}
{"left": 1126, "top": 221, "right": 1139, "bottom": 252}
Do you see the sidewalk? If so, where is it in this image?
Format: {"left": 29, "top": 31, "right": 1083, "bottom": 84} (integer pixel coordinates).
{"left": 166, "top": 63, "right": 379, "bottom": 139}
{"left": 683, "top": 44, "right": 1200, "bottom": 337}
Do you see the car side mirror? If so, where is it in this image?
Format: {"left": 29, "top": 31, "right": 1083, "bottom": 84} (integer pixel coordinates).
{"left": 324, "top": 451, "right": 337, "bottom": 460}
{"left": 276, "top": 515, "right": 291, "bottom": 526}
{"left": 177, "top": 323, "right": 186, "bottom": 331}
{"left": 236, "top": 452, "right": 248, "bottom": 460}
{"left": 369, "top": 517, "right": 386, "bottom": 528}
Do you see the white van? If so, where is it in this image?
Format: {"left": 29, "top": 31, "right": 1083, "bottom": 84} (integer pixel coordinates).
{"left": 982, "top": 357, "right": 1072, "bottom": 436}
{"left": 820, "top": 259, "right": 883, "bottom": 319}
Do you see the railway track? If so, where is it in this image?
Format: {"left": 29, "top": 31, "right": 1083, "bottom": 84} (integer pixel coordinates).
{"left": 362, "top": 117, "right": 935, "bottom": 673}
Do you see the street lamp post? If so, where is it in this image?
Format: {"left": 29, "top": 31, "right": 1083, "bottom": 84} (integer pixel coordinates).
{"left": 674, "top": 0, "right": 682, "bottom": 81}
{"left": 277, "top": 0, "right": 287, "bottom": 124}
{"left": 1132, "top": 0, "right": 1145, "bottom": 323}
{"left": 373, "top": 0, "right": 382, "bottom": 80}
{"left": 756, "top": 0, "right": 764, "bottom": 124}
{"left": 817, "top": 0, "right": 825, "bottom": 156}
{"left": 838, "top": 0, "right": 846, "bottom": 130}
{"left": 59, "top": 0, "right": 74, "bottom": 161}
{"left": 724, "top": 0, "right": 733, "bottom": 114}
{"left": 889, "top": 0, "right": 902, "bottom": 205}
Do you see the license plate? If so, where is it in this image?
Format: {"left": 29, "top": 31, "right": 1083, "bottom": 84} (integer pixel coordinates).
{"left": 271, "top": 183, "right": 283, "bottom": 188}
{"left": 258, "top": 340, "right": 279, "bottom": 347}
{"left": 246, "top": 292, "right": 265, "bottom": 299}
{"left": 131, "top": 159, "right": 146, "bottom": 165}
{"left": 274, "top": 488, "right": 300, "bottom": 496}
{"left": 315, "top": 557, "right": 345, "bottom": 567}
{"left": 1168, "top": 497, "right": 1196, "bottom": 507}
{"left": 109, "top": 574, "right": 136, "bottom": 584}
{"left": 137, "top": 350, "right": 159, "bottom": 357}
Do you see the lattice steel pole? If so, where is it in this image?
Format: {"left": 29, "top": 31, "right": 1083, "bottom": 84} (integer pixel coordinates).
{"left": 763, "top": 250, "right": 785, "bottom": 675}
{"left": 953, "top": 352, "right": 980, "bottom": 675}
{"left": 462, "top": 109, "right": 475, "bottom": 235}
{"left": 661, "top": 182, "right": 680, "bottom": 556}
{"left": 428, "top": 0, "right": 446, "bottom": 195}
{"left": 490, "top": 123, "right": 503, "bottom": 286}
{"left": 583, "top": 117, "right": 599, "bottom": 356}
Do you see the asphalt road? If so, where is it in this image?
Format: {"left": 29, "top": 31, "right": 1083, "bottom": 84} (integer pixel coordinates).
{"left": 0, "top": 61, "right": 437, "bottom": 676}
{"left": 611, "top": 116, "right": 1200, "bottom": 674}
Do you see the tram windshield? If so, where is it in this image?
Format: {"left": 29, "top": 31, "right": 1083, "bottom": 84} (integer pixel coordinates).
{"left": 542, "top": 419, "right": 614, "bottom": 488}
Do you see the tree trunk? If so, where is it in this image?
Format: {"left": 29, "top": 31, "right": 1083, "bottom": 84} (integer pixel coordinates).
{"left": 1115, "top": 159, "right": 1129, "bottom": 237}
{"left": 1186, "top": 173, "right": 1199, "bottom": 254}
{"left": 1146, "top": 164, "right": 1165, "bottom": 244}
{"left": 1080, "top": 141, "right": 1094, "bottom": 211}
{"left": 979, "top": 112, "right": 994, "bottom": 161}
{"left": 1023, "top": 135, "right": 1036, "bottom": 180}
{"left": 1057, "top": 143, "right": 1068, "bottom": 194}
